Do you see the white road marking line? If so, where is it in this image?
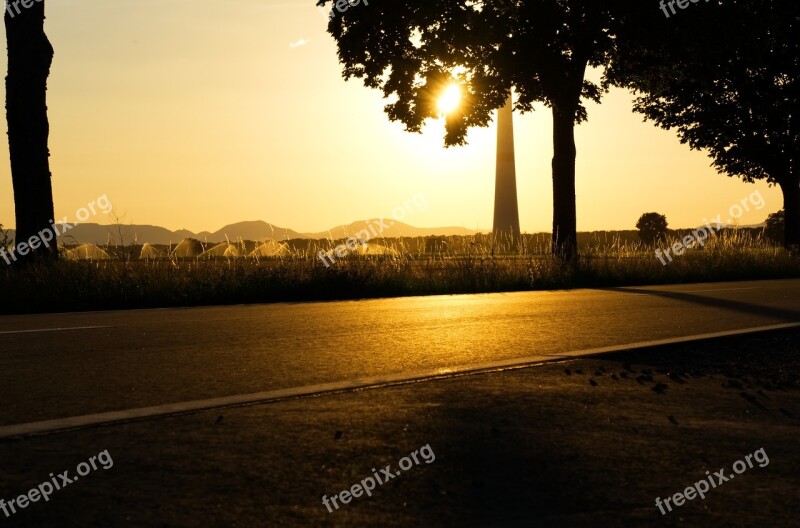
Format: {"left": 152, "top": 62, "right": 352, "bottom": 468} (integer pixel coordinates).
{"left": 683, "top": 287, "right": 761, "bottom": 293}
{"left": 0, "top": 326, "right": 110, "bottom": 335}
{"left": 611, "top": 286, "right": 759, "bottom": 297}
{"left": 0, "top": 322, "right": 797, "bottom": 440}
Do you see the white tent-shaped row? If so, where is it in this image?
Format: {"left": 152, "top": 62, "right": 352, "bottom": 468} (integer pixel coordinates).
{"left": 150, "top": 239, "right": 291, "bottom": 259}
{"left": 63, "top": 244, "right": 111, "bottom": 260}
{"left": 59, "top": 240, "right": 398, "bottom": 260}
{"left": 201, "top": 242, "right": 241, "bottom": 258}
{"left": 356, "top": 243, "right": 398, "bottom": 256}
{"left": 250, "top": 240, "right": 290, "bottom": 257}
{"left": 170, "top": 239, "right": 204, "bottom": 258}
{"left": 139, "top": 243, "right": 165, "bottom": 260}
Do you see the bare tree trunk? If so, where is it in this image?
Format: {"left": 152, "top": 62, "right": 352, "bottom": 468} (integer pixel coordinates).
{"left": 5, "top": 0, "right": 57, "bottom": 264}
{"left": 780, "top": 175, "right": 800, "bottom": 254}
{"left": 551, "top": 103, "right": 578, "bottom": 262}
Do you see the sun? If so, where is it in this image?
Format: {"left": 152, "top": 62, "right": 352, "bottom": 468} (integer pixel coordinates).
{"left": 437, "top": 84, "right": 462, "bottom": 115}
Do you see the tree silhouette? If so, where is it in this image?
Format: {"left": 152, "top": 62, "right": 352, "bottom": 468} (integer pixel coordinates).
{"left": 609, "top": 0, "right": 798, "bottom": 252}
{"left": 635, "top": 212, "right": 668, "bottom": 245}
{"left": 5, "top": 0, "right": 57, "bottom": 263}
{"left": 318, "top": 0, "right": 617, "bottom": 261}
{"left": 764, "top": 210, "right": 785, "bottom": 245}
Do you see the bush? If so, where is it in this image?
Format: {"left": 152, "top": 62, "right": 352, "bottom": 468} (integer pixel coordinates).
{"left": 636, "top": 213, "right": 668, "bottom": 245}
{"left": 764, "top": 209, "right": 784, "bottom": 245}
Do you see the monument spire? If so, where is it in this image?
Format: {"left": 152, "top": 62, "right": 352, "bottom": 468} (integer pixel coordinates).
{"left": 493, "top": 96, "right": 521, "bottom": 245}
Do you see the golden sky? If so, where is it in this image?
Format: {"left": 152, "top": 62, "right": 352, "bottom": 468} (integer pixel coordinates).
{"left": 0, "top": 0, "right": 783, "bottom": 234}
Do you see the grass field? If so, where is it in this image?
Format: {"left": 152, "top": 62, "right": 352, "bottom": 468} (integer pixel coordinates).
{"left": 1, "top": 230, "right": 797, "bottom": 315}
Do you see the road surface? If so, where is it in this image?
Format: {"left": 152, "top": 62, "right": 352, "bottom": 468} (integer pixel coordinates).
{"left": 1, "top": 279, "right": 798, "bottom": 428}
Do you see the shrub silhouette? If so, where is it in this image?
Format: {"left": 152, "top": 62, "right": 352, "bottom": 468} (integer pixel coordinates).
{"left": 764, "top": 210, "right": 785, "bottom": 245}
{"left": 636, "top": 213, "right": 668, "bottom": 245}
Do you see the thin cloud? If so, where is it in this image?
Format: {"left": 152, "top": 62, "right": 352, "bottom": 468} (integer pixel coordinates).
{"left": 289, "top": 39, "right": 308, "bottom": 48}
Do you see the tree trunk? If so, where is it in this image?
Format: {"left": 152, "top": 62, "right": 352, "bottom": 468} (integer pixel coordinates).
{"left": 780, "top": 175, "right": 800, "bottom": 254}
{"left": 551, "top": 103, "right": 578, "bottom": 262}
{"left": 5, "top": 0, "right": 57, "bottom": 264}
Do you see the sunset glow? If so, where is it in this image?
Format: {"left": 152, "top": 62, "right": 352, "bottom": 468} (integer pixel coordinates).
{"left": 437, "top": 84, "right": 462, "bottom": 115}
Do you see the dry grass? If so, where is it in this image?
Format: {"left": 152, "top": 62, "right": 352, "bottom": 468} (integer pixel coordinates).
{"left": 1, "top": 231, "right": 797, "bottom": 314}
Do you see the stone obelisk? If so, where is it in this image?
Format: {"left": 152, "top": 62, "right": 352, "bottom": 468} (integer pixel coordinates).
{"left": 492, "top": 97, "right": 520, "bottom": 245}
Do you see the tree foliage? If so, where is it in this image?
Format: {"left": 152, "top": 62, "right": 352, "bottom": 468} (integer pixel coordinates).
{"left": 764, "top": 209, "right": 785, "bottom": 245}
{"left": 635, "top": 212, "right": 668, "bottom": 245}
{"left": 609, "top": 0, "right": 799, "bottom": 250}
{"left": 319, "top": 0, "right": 619, "bottom": 260}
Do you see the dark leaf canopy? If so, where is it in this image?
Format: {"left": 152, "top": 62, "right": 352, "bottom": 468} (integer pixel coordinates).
{"left": 319, "top": 0, "right": 618, "bottom": 145}
{"left": 609, "top": 0, "right": 798, "bottom": 186}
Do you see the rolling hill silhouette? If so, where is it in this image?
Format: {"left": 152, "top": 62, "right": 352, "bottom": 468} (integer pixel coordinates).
{"left": 4, "top": 219, "right": 767, "bottom": 246}
{"left": 4, "top": 220, "right": 482, "bottom": 245}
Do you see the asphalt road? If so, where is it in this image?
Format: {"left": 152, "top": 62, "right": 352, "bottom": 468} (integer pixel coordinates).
{"left": 1, "top": 279, "right": 799, "bottom": 427}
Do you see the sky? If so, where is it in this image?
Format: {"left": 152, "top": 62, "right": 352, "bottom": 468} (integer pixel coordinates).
{"left": 0, "top": 0, "right": 783, "bottom": 235}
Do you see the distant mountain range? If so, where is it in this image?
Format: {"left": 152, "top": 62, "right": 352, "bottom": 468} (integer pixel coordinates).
{"left": 2, "top": 219, "right": 767, "bottom": 246}
{"left": 4, "top": 220, "right": 483, "bottom": 245}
